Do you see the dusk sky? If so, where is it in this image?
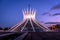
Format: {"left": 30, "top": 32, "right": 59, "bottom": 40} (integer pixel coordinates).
{"left": 0, "top": 0, "right": 60, "bottom": 27}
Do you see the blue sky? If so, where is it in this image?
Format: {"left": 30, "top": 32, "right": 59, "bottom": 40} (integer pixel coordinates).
{"left": 0, "top": 0, "right": 60, "bottom": 27}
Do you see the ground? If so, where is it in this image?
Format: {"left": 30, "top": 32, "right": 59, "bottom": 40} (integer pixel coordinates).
{"left": 0, "top": 32, "right": 60, "bottom": 40}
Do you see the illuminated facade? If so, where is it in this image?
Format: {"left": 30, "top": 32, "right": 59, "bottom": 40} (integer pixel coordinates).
{"left": 8, "top": 8, "right": 50, "bottom": 32}
{"left": 22, "top": 8, "right": 36, "bottom": 19}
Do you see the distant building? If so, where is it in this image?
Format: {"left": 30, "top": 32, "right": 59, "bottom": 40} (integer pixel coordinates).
{"left": 47, "top": 23, "right": 60, "bottom": 31}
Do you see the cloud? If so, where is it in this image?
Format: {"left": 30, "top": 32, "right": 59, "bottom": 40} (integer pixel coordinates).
{"left": 51, "top": 4, "right": 60, "bottom": 10}
{"left": 42, "top": 12, "right": 51, "bottom": 16}
{"left": 52, "top": 13, "right": 60, "bottom": 16}
{"left": 42, "top": 12, "right": 48, "bottom": 15}
{"left": 42, "top": 12, "right": 60, "bottom": 16}
{"left": 42, "top": 4, "right": 60, "bottom": 16}
{"left": 45, "top": 22, "right": 60, "bottom": 24}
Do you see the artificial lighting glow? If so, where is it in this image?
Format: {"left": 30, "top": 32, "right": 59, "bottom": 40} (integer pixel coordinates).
{"left": 22, "top": 8, "right": 36, "bottom": 19}
{"left": 24, "top": 14, "right": 35, "bottom": 19}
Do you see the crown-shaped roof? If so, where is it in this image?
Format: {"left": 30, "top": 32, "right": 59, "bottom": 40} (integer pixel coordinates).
{"left": 22, "top": 8, "right": 36, "bottom": 19}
